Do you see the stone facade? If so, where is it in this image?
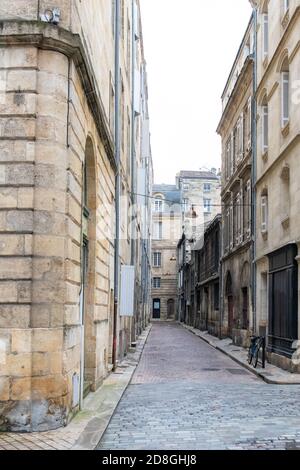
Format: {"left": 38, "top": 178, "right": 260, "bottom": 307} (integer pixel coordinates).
{"left": 151, "top": 185, "right": 182, "bottom": 321}
{"left": 0, "top": 0, "right": 152, "bottom": 431}
{"left": 217, "top": 16, "right": 254, "bottom": 347}
{"left": 252, "top": 0, "right": 300, "bottom": 372}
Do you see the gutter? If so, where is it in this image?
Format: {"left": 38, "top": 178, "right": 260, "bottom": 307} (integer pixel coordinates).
{"left": 112, "top": 0, "right": 121, "bottom": 371}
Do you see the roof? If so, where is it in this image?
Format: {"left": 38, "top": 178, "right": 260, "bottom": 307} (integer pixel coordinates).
{"left": 152, "top": 184, "right": 181, "bottom": 207}
{"left": 177, "top": 171, "right": 219, "bottom": 181}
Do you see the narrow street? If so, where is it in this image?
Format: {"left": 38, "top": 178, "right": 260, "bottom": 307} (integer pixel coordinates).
{"left": 98, "top": 323, "right": 300, "bottom": 450}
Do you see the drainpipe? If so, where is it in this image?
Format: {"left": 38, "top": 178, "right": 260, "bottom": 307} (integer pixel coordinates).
{"left": 251, "top": 7, "right": 258, "bottom": 335}
{"left": 131, "top": 0, "right": 137, "bottom": 341}
{"left": 112, "top": 0, "right": 121, "bottom": 372}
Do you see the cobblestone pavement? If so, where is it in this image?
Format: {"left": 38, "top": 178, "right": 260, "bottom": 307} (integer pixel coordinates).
{"left": 98, "top": 322, "right": 300, "bottom": 450}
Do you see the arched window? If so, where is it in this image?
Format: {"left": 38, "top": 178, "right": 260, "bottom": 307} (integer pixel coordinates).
{"left": 262, "top": 95, "right": 268, "bottom": 153}
{"left": 281, "top": 57, "right": 290, "bottom": 128}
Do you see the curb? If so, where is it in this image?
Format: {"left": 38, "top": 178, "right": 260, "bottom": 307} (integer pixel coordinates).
{"left": 182, "top": 324, "right": 300, "bottom": 385}
{"left": 73, "top": 324, "right": 152, "bottom": 450}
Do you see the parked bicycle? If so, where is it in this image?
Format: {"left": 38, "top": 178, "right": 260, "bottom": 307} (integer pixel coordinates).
{"left": 248, "top": 336, "right": 266, "bottom": 369}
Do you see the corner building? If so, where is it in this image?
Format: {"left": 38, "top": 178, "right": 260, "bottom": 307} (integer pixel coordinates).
{"left": 0, "top": 0, "right": 151, "bottom": 431}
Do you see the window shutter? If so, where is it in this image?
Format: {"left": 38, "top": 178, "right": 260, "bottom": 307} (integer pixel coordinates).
{"left": 282, "top": 71, "right": 289, "bottom": 127}
{"left": 262, "top": 104, "right": 269, "bottom": 152}
{"left": 248, "top": 98, "right": 252, "bottom": 149}
{"left": 261, "top": 196, "right": 268, "bottom": 233}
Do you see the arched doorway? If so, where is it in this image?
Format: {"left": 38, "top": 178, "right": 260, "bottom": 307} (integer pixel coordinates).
{"left": 225, "top": 272, "right": 234, "bottom": 336}
{"left": 167, "top": 299, "right": 175, "bottom": 320}
{"left": 80, "top": 137, "right": 97, "bottom": 403}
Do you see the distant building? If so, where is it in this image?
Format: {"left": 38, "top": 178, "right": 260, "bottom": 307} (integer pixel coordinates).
{"left": 176, "top": 170, "right": 221, "bottom": 324}
{"left": 151, "top": 185, "right": 182, "bottom": 321}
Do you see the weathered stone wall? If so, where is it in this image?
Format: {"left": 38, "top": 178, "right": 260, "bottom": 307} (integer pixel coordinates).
{"left": 0, "top": 2, "right": 115, "bottom": 429}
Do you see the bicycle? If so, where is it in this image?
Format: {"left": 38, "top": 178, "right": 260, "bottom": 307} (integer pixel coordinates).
{"left": 248, "top": 336, "right": 266, "bottom": 369}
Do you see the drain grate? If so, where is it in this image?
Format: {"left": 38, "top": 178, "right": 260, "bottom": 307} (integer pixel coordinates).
{"left": 227, "top": 368, "right": 249, "bottom": 375}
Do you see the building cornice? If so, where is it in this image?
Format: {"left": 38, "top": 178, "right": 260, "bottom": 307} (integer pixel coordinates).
{"left": 217, "top": 58, "right": 254, "bottom": 134}
{"left": 0, "top": 20, "right": 116, "bottom": 171}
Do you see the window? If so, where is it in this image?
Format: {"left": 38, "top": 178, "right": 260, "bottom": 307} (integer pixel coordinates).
{"left": 214, "top": 283, "right": 220, "bottom": 311}
{"left": 262, "top": 13, "right": 269, "bottom": 59}
{"left": 261, "top": 194, "right": 268, "bottom": 233}
{"left": 153, "top": 252, "right": 162, "bottom": 268}
{"left": 153, "top": 222, "right": 163, "bottom": 239}
{"left": 234, "top": 192, "right": 242, "bottom": 245}
{"left": 153, "top": 278, "right": 161, "bottom": 289}
{"left": 154, "top": 197, "right": 163, "bottom": 213}
{"left": 183, "top": 183, "right": 189, "bottom": 191}
{"left": 244, "top": 98, "right": 252, "bottom": 151}
{"left": 204, "top": 199, "right": 211, "bottom": 213}
{"left": 281, "top": 58, "right": 290, "bottom": 128}
{"left": 262, "top": 96, "right": 269, "bottom": 153}
{"left": 244, "top": 180, "right": 251, "bottom": 238}
{"left": 225, "top": 136, "right": 232, "bottom": 180}
{"left": 204, "top": 183, "right": 211, "bottom": 193}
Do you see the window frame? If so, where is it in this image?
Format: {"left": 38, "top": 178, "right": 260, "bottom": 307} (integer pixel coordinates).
{"left": 281, "top": 70, "right": 290, "bottom": 129}
{"left": 153, "top": 252, "right": 162, "bottom": 268}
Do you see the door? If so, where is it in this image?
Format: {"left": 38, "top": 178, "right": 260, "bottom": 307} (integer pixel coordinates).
{"left": 268, "top": 245, "right": 298, "bottom": 358}
{"left": 153, "top": 299, "right": 161, "bottom": 319}
{"left": 167, "top": 299, "right": 175, "bottom": 320}
{"left": 228, "top": 295, "right": 234, "bottom": 337}
{"left": 242, "top": 288, "right": 248, "bottom": 330}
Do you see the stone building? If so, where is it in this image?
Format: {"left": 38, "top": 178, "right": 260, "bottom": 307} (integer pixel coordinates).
{"left": 0, "top": 0, "right": 152, "bottom": 432}
{"left": 217, "top": 16, "right": 254, "bottom": 347}
{"left": 195, "top": 215, "right": 222, "bottom": 336}
{"left": 251, "top": 0, "right": 300, "bottom": 372}
{"left": 177, "top": 170, "right": 221, "bottom": 324}
{"left": 151, "top": 185, "right": 182, "bottom": 321}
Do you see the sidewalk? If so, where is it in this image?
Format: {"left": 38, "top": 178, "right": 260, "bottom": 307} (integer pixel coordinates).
{"left": 0, "top": 325, "right": 151, "bottom": 451}
{"left": 182, "top": 324, "right": 300, "bottom": 385}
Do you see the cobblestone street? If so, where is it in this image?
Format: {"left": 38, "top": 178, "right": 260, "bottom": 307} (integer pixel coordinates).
{"left": 98, "top": 322, "right": 300, "bottom": 450}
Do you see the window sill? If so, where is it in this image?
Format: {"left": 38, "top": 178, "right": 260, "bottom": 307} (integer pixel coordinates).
{"left": 281, "top": 121, "right": 290, "bottom": 137}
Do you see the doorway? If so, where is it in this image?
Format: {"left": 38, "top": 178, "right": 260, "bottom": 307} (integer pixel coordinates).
{"left": 225, "top": 272, "right": 234, "bottom": 337}
{"left": 153, "top": 299, "right": 161, "bottom": 319}
{"left": 167, "top": 299, "right": 175, "bottom": 320}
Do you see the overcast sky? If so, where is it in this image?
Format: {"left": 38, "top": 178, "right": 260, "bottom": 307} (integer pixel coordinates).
{"left": 140, "top": 0, "right": 252, "bottom": 184}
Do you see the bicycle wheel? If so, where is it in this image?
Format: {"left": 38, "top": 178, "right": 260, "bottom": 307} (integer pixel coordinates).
{"left": 247, "top": 346, "right": 253, "bottom": 365}
{"left": 253, "top": 343, "right": 261, "bottom": 368}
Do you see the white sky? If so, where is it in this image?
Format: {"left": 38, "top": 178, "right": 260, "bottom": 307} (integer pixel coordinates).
{"left": 140, "top": 0, "right": 252, "bottom": 184}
